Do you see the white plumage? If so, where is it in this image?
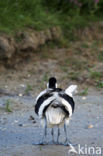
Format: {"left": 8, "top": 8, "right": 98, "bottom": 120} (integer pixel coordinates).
{"left": 45, "top": 106, "right": 65, "bottom": 126}
{"left": 65, "top": 85, "right": 77, "bottom": 97}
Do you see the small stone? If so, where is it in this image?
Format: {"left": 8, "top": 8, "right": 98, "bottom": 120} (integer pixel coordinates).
{"left": 20, "top": 84, "right": 25, "bottom": 88}
{"left": 82, "top": 96, "right": 86, "bottom": 100}
{"left": 96, "top": 116, "right": 100, "bottom": 119}
{"left": 32, "top": 121, "right": 36, "bottom": 124}
{"left": 5, "top": 85, "right": 8, "bottom": 88}
{"left": 14, "top": 120, "right": 19, "bottom": 123}
{"left": 18, "top": 93, "right": 23, "bottom": 97}
{"left": 1, "top": 128, "right": 7, "bottom": 131}
{"left": 88, "top": 124, "right": 94, "bottom": 129}
{"left": 18, "top": 124, "right": 23, "bottom": 127}
{"left": 29, "top": 115, "right": 35, "bottom": 121}
{"left": 27, "top": 74, "right": 31, "bottom": 78}
{"left": 21, "top": 124, "right": 30, "bottom": 127}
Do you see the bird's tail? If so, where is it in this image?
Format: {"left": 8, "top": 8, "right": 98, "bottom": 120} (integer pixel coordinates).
{"left": 65, "top": 85, "right": 77, "bottom": 97}
{"left": 45, "top": 100, "right": 65, "bottom": 126}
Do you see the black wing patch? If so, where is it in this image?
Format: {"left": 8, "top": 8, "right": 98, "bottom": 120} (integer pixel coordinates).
{"left": 43, "top": 100, "right": 55, "bottom": 116}
{"left": 59, "top": 93, "right": 75, "bottom": 113}
{"left": 35, "top": 93, "right": 53, "bottom": 114}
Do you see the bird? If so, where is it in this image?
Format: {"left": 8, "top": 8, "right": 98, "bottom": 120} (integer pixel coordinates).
{"left": 35, "top": 77, "right": 77, "bottom": 146}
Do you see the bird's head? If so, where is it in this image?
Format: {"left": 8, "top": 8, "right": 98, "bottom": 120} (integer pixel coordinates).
{"left": 47, "top": 77, "right": 57, "bottom": 89}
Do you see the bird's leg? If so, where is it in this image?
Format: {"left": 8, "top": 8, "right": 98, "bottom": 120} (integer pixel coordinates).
{"left": 64, "top": 123, "right": 72, "bottom": 146}
{"left": 51, "top": 128, "right": 55, "bottom": 144}
{"left": 57, "top": 126, "right": 60, "bottom": 144}
{"left": 39, "top": 119, "right": 47, "bottom": 145}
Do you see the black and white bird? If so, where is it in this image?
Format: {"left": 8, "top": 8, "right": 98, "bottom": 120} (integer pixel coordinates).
{"left": 35, "top": 77, "right": 77, "bottom": 146}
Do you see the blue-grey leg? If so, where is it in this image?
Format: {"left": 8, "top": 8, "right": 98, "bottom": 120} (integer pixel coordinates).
{"left": 64, "top": 123, "right": 72, "bottom": 146}
{"left": 57, "top": 126, "right": 60, "bottom": 144}
{"left": 51, "top": 128, "right": 55, "bottom": 144}
{"left": 34, "top": 123, "right": 47, "bottom": 145}
{"left": 39, "top": 119, "right": 47, "bottom": 145}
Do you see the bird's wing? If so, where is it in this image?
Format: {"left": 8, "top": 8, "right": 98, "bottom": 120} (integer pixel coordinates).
{"left": 36, "top": 89, "right": 47, "bottom": 102}
{"left": 38, "top": 96, "right": 55, "bottom": 118}
{"left": 36, "top": 88, "right": 54, "bottom": 102}
{"left": 35, "top": 89, "right": 55, "bottom": 116}
{"left": 58, "top": 92, "right": 75, "bottom": 117}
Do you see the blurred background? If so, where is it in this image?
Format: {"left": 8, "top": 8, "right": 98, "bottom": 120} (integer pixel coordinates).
{"left": 0, "top": 0, "right": 103, "bottom": 96}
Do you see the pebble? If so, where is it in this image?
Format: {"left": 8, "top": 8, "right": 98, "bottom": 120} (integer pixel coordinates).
{"left": 5, "top": 85, "right": 8, "bottom": 88}
{"left": 27, "top": 74, "right": 31, "bottom": 78}
{"left": 29, "top": 115, "right": 35, "bottom": 121}
{"left": 0, "top": 127, "right": 7, "bottom": 131}
{"left": 18, "top": 123, "right": 34, "bottom": 127}
{"left": 18, "top": 124, "right": 23, "bottom": 127}
{"left": 82, "top": 96, "right": 86, "bottom": 100}
{"left": 20, "top": 84, "right": 25, "bottom": 88}
{"left": 18, "top": 93, "right": 23, "bottom": 97}
{"left": 14, "top": 120, "right": 19, "bottom": 123}
{"left": 88, "top": 124, "right": 94, "bottom": 128}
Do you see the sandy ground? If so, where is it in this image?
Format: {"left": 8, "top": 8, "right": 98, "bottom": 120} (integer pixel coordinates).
{"left": 0, "top": 90, "right": 103, "bottom": 156}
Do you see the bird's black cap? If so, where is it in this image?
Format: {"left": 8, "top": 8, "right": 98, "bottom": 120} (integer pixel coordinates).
{"left": 48, "top": 77, "right": 57, "bottom": 89}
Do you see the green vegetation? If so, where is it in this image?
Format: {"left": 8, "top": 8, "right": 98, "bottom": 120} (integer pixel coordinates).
{"left": 89, "top": 69, "right": 103, "bottom": 88}
{"left": 69, "top": 72, "right": 80, "bottom": 80}
{"left": 25, "top": 84, "right": 33, "bottom": 95}
{"left": 0, "top": 0, "right": 103, "bottom": 37}
{"left": 39, "top": 73, "right": 49, "bottom": 89}
{"left": 90, "top": 70, "right": 102, "bottom": 79}
{"left": 5, "top": 99, "right": 12, "bottom": 112}
{"left": 81, "top": 43, "right": 89, "bottom": 49}
{"left": 0, "top": 0, "right": 59, "bottom": 33}
{"left": 96, "top": 80, "right": 103, "bottom": 88}
{"left": 79, "top": 87, "right": 88, "bottom": 96}
{"left": 98, "top": 51, "right": 103, "bottom": 62}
